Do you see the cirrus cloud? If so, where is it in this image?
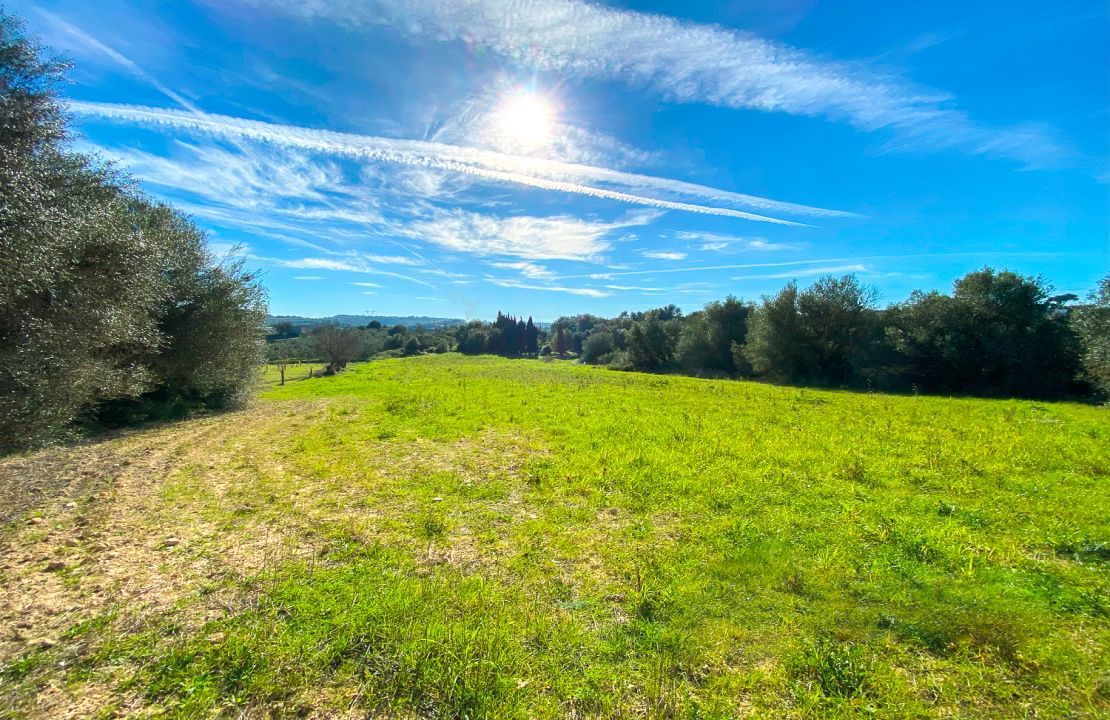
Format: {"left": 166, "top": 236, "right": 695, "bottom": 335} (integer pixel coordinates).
{"left": 68, "top": 101, "right": 844, "bottom": 224}
{"left": 237, "top": 0, "right": 1069, "bottom": 168}
{"left": 641, "top": 250, "right": 687, "bottom": 261}
{"left": 404, "top": 208, "right": 661, "bottom": 262}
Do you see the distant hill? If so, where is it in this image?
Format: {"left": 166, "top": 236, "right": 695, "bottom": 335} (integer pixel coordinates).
{"left": 268, "top": 314, "right": 464, "bottom": 329}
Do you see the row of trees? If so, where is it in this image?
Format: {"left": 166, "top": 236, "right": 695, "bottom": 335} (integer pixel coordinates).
{"left": 267, "top": 322, "right": 457, "bottom": 373}
{"left": 269, "top": 269, "right": 1109, "bottom": 402}
{"left": 455, "top": 313, "right": 541, "bottom": 356}
{"left": 1, "top": 14, "right": 268, "bottom": 452}
{"left": 266, "top": 312, "right": 552, "bottom": 372}
{"left": 553, "top": 269, "right": 1110, "bottom": 400}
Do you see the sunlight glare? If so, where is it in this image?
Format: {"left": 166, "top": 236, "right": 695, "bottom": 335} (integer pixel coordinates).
{"left": 494, "top": 90, "right": 555, "bottom": 147}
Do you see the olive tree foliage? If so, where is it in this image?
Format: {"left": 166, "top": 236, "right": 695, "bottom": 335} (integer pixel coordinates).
{"left": 1072, "top": 273, "right": 1110, "bottom": 396}
{"left": 0, "top": 14, "right": 266, "bottom": 450}
{"left": 627, "top": 309, "right": 681, "bottom": 371}
{"left": 741, "top": 283, "right": 805, "bottom": 383}
{"left": 1, "top": 15, "right": 153, "bottom": 444}
{"left": 581, "top": 331, "right": 614, "bottom": 364}
{"left": 677, "top": 296, "right": 753, "bottom": 376}
{"left": 796, "top": 275, "right": 881, "bottom": 386}
{"left": 743, "top": 276, "right": 879, "bottom": 386}
{"left": 544, "top": 269, "right": 1099, "bottom": 399}
{"left": 95, "top": 203, "right": 267, "bottom": 424}
{"left": 886, "top": 269, "right": 1079, "bottom": 397}
{"left": 314, "top": 325, "right": 361, "bottom": 374}
{"left": 1, "top": 12, "right": 63, "bottom": 155}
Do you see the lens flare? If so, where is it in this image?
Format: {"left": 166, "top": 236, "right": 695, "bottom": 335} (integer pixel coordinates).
{"left": 494, "top": 90, "right": 555, "bottom": 147}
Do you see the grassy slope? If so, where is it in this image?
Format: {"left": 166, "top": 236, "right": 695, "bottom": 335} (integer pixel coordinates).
{"left": 1, "top": 354, "right": 1108, "bottom": 718}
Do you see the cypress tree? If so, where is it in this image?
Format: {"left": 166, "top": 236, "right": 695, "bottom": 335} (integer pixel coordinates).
{"left": 525, "top": 317, "right": 539, "bottom": 356}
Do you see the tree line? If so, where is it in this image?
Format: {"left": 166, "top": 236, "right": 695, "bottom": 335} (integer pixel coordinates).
{"left": 267, "top": 313, "right": 542, "bottom": 374}
{"left": 455, "top": 313, "right": 541, "bottom": 356}
{"left": 550, "top": 269, "right": 1110, "bottom": 400}
{"left": 265, "top": 269, "right": 1109, "bottom": 402}
{"left": 1, "top": 14, "right": 267, "bottom": 452}
{"left": 267, "top": 320, "right": 457, "bottom": 374}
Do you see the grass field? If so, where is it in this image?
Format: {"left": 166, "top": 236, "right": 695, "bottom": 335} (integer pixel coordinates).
{"left": 1, "top": 355, "right": 1108, "bottom": 718}
{"left": 258, "top": 362, "right": 329, "bottom": 387}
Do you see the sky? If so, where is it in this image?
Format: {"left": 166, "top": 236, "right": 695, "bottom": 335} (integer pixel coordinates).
{"left": 11, "top": 0, "right": 1109, "bottom": 321}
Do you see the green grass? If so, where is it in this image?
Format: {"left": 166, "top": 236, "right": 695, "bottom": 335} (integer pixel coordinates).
{"left": 257, "top": 361, "right": 329, "bottom": 386}
{"left": 4, "top": 354, "right": 1109, "bottom": 718}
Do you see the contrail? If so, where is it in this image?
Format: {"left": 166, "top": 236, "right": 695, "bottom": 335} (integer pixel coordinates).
{"left": 36, "top": 9, "right": 200, "bottom": 113}
{"left": 67, "top": 101, "right": 848, "bottom": 226}
{"left": 557, "top": 251, "right": 1074, "bottom": 280}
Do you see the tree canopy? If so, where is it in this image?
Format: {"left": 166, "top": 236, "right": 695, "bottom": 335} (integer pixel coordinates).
{"left": 0, "top": 13, "right": 267, "bottom": 450}
{"left": 552, "top": 269, "right": 1101, "bottom": 401}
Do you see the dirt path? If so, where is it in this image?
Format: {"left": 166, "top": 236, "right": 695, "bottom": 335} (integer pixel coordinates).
{"left": 0, "top": 408, "right": 284, "bottom": 717}
{"left": 0, "top": 397, "right": 544, "bottom": 718}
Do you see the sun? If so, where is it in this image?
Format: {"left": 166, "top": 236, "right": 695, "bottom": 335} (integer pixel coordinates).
{"left": 493, "top": 90, "right": 555, "bottom": 147}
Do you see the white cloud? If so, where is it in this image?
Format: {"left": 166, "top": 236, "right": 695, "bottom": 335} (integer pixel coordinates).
{"left": 294, "top": 275, "right": 325, "bottom": 280}
{"left": 246, "top": 0, "right": 1064, "bottom": 166}
{"left": 404, "top": 209, "right": 658, "bottom": 261}
{"left": 560, "top": 250, "right": 1074, "bottom": 282}
{"left": 605, "top": 284, "right": 661, "bottom": 291}
{"left": 487, "top": 278, "right": 611, "bottom": 297}
{"left": 357, "top": 254, "right": 424, "bottom": 266}
{"left": 641, "top": 250, "right": 686, "bottom": 261}
{"left": 562, "top": 257, "right": 871, "bottom": 280}
{"left": 351, "top": 281, "right": 384, "bottom": 287}
{"left": 70, "top": 101, "right": 845, "bottom": 223}
{"left": 746, "top": 239, "right": 798, "bottom": 251}
{"left": 91, "top": 141, "right": 371, "bottom": 216}
{"left": 419, "top": 268, "right": 471, "bottom": 278}
{"left": 489, "top": 261, "right": 555, "bottom": 279}
{"left": 277, "top": 258, "right": 361, "bottom": 272}
{"left": 731, "top": 264, "right": 869, "bottom": 280}
{"left": 90, "top": 140, "right": 511, "bottom": 284}
{"left": 676, "top": 231, "right": 800, "bottom": 253}
{"left": 269, "top": 257, "right": 437, "bottom": 287}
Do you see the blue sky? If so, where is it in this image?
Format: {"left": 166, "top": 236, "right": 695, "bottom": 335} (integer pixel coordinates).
{"left": 13, "top": 0, "right": 1108, "bottom": 320}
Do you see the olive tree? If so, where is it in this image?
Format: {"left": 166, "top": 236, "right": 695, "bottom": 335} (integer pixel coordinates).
{"left": 314, "top": 325, "right": 360, "bottom": 374}
{"left": 743, "top": 276, "right": 878, "bottom": 386}
{"left": 1073, "top": 273, "right": 1110, "bottom": 396}
{"left": 887, "top": 269, "right": 1080, "bottom": 397}
{"left": 1, "top": 13, "right": 267, "bottom": 449}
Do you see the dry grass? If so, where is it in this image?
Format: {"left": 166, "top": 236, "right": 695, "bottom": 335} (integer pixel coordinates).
{"left": 0, "top": 397, "right": 545, "bottom": 718}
